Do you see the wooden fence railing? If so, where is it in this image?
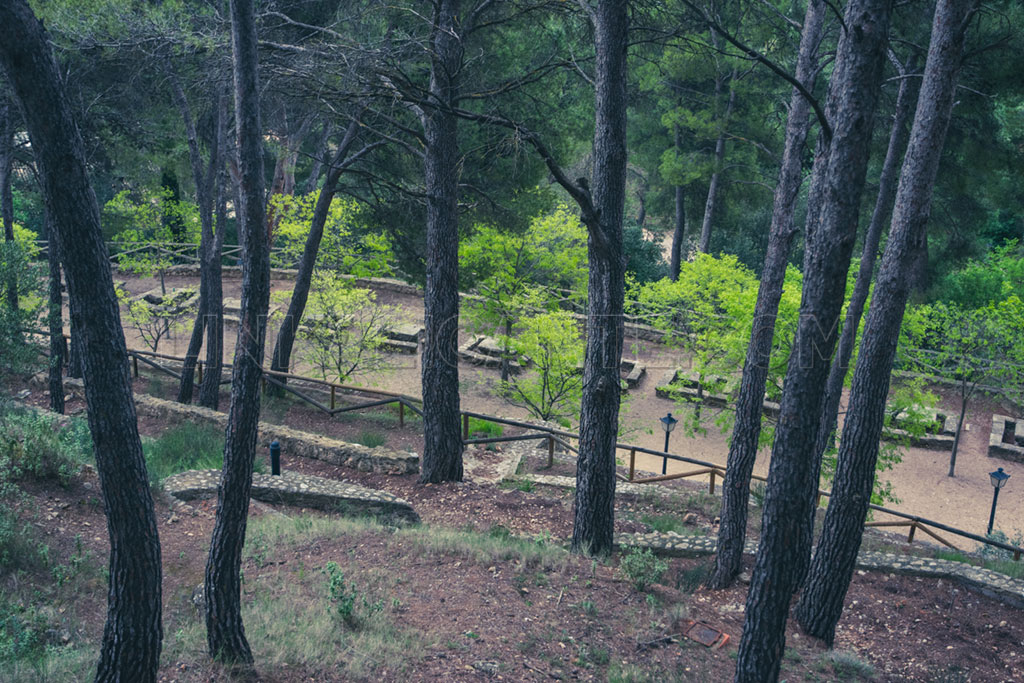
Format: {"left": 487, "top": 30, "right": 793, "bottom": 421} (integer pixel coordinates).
{"left": 109, "top": 346, "right": 1023, "bottom": 562}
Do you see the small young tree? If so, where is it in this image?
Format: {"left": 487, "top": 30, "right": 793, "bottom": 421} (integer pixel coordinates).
{"left": 292, "top": 272, "right": 397, "bottom": 385}
{"left": 460, "top": 207, "right": 588, "bottom": 380}
{"left": 902, "top": 297, "right": 1024, "bottom": 476}
{"left": 116, "top": 285, "right": 194, "bottom": 354}
{"left": 499, "top": 309, "right": 584, "bottom": 423}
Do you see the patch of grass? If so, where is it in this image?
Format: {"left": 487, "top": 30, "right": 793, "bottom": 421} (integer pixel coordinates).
{"left": 640, "top": 513, "right": 688, "bottom": 534}
{"left": 399, "top": 524, "right": 569, "bottom": 573}
{"left": 143, "top": 423, "right": 224, "bottom": 487}
{"left": 168, "top": 565, "right": 425, "bottom": 678}
{"left": 675, "top": 561, "right": 712, "bottom": 594}
{"left": 0, "top": 401, "right": 92, "bottom": 486}
{"left": 819, "top": 650, "right": 875, "bottom": 680}
{"left": 467, "top": 417, "right": 503, "bottom": 438}
{"left": 143, "top": 422, "right": 266, "bottom": 488}
{"left": 244, "top": 514, "right": 384, "bottom": 565}
{"left": 618, "top": 547, "right": 668, "bottom": 592}
{"left": 515, "top": 479, "right": 535, "bottom": 493}
{"left": 354, "top": 430, "right": 387, "bottom": 448}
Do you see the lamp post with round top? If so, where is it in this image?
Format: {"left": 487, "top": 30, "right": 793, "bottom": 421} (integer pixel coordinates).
{"left": 659, "top": 412, "right": 678, "bottom": 475}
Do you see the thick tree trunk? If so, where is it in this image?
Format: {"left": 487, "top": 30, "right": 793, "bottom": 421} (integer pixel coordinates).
{"left": 1, "top": 97, "right": 16, "bottom": 314}
{"left": 797, "top": 56, "right": 919, "bottom": 587}
{"left": 707, "top": 0, "right": 826, "bottom": 590}
{"left": 571, "top": 0, "right": 628, "bottom": 556}
{"left": 199, "top": 146, "right": 228, "bottom": 410}
{"left": 0, "top": 3, "right": 163, "bottom": 680}
{"left": 47, "top": 225, "right": 65, "bottom": 414}
{"left": 735, "top": 1, "right": 894, "bottom": 680}
{"left": 419, "top": 0, "right": 465, "bottom": 484}
{"left": 172, "top": 77, "right": 221, "bottom": 404}
{"left": 795, "top": 0, "right": 974, "bottom": 643}
{"left": 67, "top": 322, "right": 84, "bottom": 378}
{"left": 669, "top": 127, "right": 686, "bottom": 279}
{"left": 204, "top": 0, "right": 270, "bottom": 666}
{"left": 270, "top": 118, "right": 362, "bottom": 382}
{"left": 697, "top": 73, "right": 736, "bottom": 254}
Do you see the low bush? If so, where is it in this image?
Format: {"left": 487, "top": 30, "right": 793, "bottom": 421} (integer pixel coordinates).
{"left": 618, "top": 547, "right": 668, "bottom": 592}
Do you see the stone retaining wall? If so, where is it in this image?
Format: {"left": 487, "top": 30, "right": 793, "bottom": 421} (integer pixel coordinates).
{"left": 63, "top": 380, "right": 419, "bottom": 474}
{"left": 615, "top": 531, "right": 1024, "bottom": 609}
{"left": 164, "top": 469, "right": 419, "bottom": 523}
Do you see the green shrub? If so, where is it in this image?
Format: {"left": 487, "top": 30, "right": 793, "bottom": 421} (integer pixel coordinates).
{"left": 467, "top": 417, "right": 503, "bottom": 438}
{"left": 354, "top": 430, "right": 387, "bottom": 448}
{"left": 618, "top": 547, "right": 668, "bottom": 592}
{"left": 640, "top": 513, "right": 686, "bottom": 534}
{"left": 143, "top": 422, "right": 265, "bottom": 487}
{"left": 0, "top": 403, "right": 92, "bottom": 486}
{"left": 323, "top": 561, "right": 382, "bottom": 628}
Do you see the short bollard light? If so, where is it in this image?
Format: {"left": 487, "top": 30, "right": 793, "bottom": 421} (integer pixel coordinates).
{"left": 659, "top": 412, "right": 678, "bottom": 475}
{"left": 987, "top": 466, "right": 1010, "bottom": 535}
{"left": 270, "top": 440, "right": 281, "bottom": 476}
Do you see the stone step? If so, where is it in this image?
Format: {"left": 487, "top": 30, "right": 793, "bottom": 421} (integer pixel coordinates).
{"left": 163, "top": 469, "right": 419, "bottom": 524}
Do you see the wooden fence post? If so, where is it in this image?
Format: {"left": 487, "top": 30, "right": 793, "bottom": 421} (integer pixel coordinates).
{"left": 399, "top": 401, "right": 405, "bottom": 427}
{"left": 907, "top": 522, "right": 917, "bottom": 544}
{"left": 709, "top": 470, "right": 716, "bottom": 496}
{"left": 629, "top": 448, "right": 636, "bottom": 481}
{"left": 132, "top": 356, "right": 139, "bottom": 378}
{"left": 330, "top": 385, "right": 336, "bottom": 411}
{"left": 462, "top": 414, "right": 470, "bottom": 440}
{"left": 547, "top": 435, "right": 554, "bottom": 469}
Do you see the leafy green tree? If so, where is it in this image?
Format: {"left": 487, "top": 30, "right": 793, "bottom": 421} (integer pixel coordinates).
{"left": 902, "top": 296, "right": 1024, "bottom": 475}
{"left": 269, "top": 192, "right": 393, "bottom": 277}
{"left": 632, "top": 253, "right": 801, "bottom": 433}
{"left": 930, "top": 241, "right": 1024, "bottom": 308}
{"left": 291, "top": 272, "right": 397, "bottom": 385}
{"left": 459, "top": 206, "right": 588, "bottom": 379}
{"left": 0, "top": 223, "right": 44, "bottom": 372}
{"left": 499, "top": 309, "right": 584, "bottom": 423}
{"left": 104, "top": 189, "right": 200, "bottom": 294}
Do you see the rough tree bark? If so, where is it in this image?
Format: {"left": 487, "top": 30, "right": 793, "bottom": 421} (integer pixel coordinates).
{"left": 419, "top": 0, "right": 466, "bottom": 483}
{"left": 204, "top": 0, "right": 270, "bottom": 666}
{"left": 47, "top": 224, "right": 65, "bottom": 415}
{"left": 199, "top": 121, "right": 229, "bottom": 411}
{"left": 795, "top": 0, "right": 975, "bottom": 644}
{"left": 571, "top": 0, "right": 628, "bottom": 556}
{"left": 796, "top": 53, "right": 920, "bottom": 587}
{"left": 269, "top": 117, "right": 366, "bottom": 382}
{"left": 669, "top": 127, "right": 686, "bottom": 280}
{"left": 735, "top": 0, "right": 894, "bottom": 680}
{"left": 172, "top": 75, "right": 222, "bottom": 404}
{"left": 697, "top": 68, "right": 737, "bottom": 254}
{"left": 0, "top": 2, "right": 163, "bottom": 680}
{"left": 707, "top": 0, "right": 826, "bottom": 590}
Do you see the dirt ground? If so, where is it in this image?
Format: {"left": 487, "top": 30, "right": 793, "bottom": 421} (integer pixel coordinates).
{"left": 109, "top": 272, "right": 1024, "bottom": 544}
{"left": 9, "top": 431, "right": 1023, "bottom": 682}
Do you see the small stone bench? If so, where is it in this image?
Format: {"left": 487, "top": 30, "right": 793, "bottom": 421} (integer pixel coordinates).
{"left": 163, "top": 469, "right": 419, "bottom": 524}
{"left": 990, "top": 414, "right": 1024, "bottom": 463}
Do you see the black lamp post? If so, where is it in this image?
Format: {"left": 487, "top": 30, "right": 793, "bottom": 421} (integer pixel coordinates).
{"left": 659, "top": 412, "right": 678, "bottom": 475}
{"left": 987, "top": 467, "right": 1010, "bottom": 535}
